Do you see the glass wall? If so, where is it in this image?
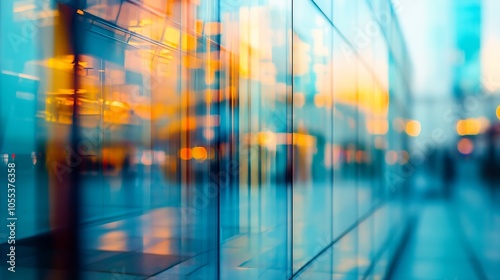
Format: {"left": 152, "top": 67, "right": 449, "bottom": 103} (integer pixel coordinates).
{"left": 0, "top": 0, "right": 411, "bottom": 279}
{"left": 292, "top": 0, "right": 333, "bottom": 272}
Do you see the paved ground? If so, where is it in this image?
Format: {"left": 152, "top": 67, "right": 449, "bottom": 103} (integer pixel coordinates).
{"left": 390, "top": 200, "right": 480, "bottom": 280}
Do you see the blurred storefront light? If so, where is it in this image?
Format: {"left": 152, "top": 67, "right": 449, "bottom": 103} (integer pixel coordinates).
{"left": 179, "top": 148, "right": 192, "bottom": 160}
{"left": 366, "top": 119, "right": 389, "bottom": 135}
{"left": 192, "top": 147, "right": 208, "bottom": 161}
{"left": 405, "top": 120, "right": 421, "bottom": 137}
{"left": 457, "top": 138, "right": 474, "bottom": 155}
{"left": 456, "top": 118, "right": 490, "bottom": 136}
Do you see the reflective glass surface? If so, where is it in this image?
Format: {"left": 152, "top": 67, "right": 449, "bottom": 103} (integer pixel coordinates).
{"left": 0, "top": 0, "right": 413, "bottom": 279}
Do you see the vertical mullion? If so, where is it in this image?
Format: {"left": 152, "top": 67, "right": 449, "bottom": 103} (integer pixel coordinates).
{"left": 288, "top": 0, "right": 294, "bottom": 277}
{"left": 217, "top": 1, "right": 222, "bottom": 279}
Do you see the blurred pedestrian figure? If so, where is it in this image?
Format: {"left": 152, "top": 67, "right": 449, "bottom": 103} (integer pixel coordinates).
{"left": 443, "top": 151, "right": 455, "bottom": 199}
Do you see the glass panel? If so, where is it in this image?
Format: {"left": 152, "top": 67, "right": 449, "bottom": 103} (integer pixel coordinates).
{"left": 85, "top": 0, "right": 122, "bottom": 22}
{"left": 332, "top": 31, "right": 358, "bottom": 239}
{"left": 292, "top": 0, "right": 334, "bottom": 272}
{"left": 75, "top": 2, "right": 219, "bottom": 278}
{"left": 0, "top": 0, "right": 412, "bottom": 279}
{"left": 116, "top": 1, "right": 165, "bottom": 42}
{"left": 314, "top": 0, "right": 332, "bottom": 21}
{"left": 218, "top": 0, "right": 291, "bottom": 278}
{"left": 357, "top": 62, "right": 375, "bottom": 218}
{"left": 1, "top": 0, "right": 45, "bottom": 241}
{"left": 332, "top": 0, "right": 358, "bottom": 47}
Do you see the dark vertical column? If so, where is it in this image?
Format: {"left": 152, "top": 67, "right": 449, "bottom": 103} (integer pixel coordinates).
{"left": 45, "top": 2, "right": 82, "bottom": 279}
{"left": 68, "top": 2, "right": 83, "bottom": 279}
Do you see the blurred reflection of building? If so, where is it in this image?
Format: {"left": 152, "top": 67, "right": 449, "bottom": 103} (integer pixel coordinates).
{"left": 452, "top": 0, "right": 482, "bottom": 98}
{"left": 0, "top": 0, "right": 415, "bottom": 279}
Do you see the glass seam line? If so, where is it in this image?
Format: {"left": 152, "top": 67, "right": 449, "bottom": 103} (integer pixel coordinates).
{"left": 78, "top": 11, "right": 225, "bottom": 54}
{"left": 290, "top": 201, "right": 387, "bottom": 279}
{"left": 362, "top": 0, "right": 412, "bottom": 91}
{"left": 308, "top": 0, "right": 404, "bottom": 94}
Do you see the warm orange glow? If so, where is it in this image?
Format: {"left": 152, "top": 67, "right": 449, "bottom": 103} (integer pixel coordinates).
{"left": 195, "top": 20, "right": 204, "bottom": 35}
{"left": 14, "top": 4, "right": 36, "bottom": 13}
{"left": 496, "top": 106, "right": 500, "bottom": 120}
{"left": 182, "top": 34, "right": 197, "bottom": 52}
{"left": 457, "top": 138, "right": 474, "bottom": 155}
{"left": 355, "top": 151, "right": 367, "bottom": 163}
{"left": 255, "top": 131, "right": 275, "bottom": 146}
{"left": 313, "top": 93, "right": 332, "bottom": 108}
{"left": 239, "top": 45, "right": 250, "bottom": 78}
{"left": 76, "top": 9, "right": 84, "bottom": 15}
{"left": 163, "top": 27, "right": 180, "bottom": 48}
{"left": 405, "top": 120, "right": 421, "bottom": 137}
{"left": 366, "top": 119, "right": 389, "bottom": 135}
{"left": 192, "top": 147, "right": 208, "bottom": 161}
{"left": 204, "top": 22, "right": 221, "bottom": 36}
{"left": 181, "top": 117, "right": 197, "bottom": 130}
{"left": 99, "top": 231, "right": 126, "bottom": 251}
{"left": 314, "top": 94, "right": 325, "bottom": 107}
{"left": 334, "top": 87, "right": 389, "bottom": 116}
{"left": 456, "top": 118, "right": 488, "bottom": 136}
{"left": 184, "top": 55, "right": 202, "bottom": 69}
{"left": 293, "top": 133, "right": 316, "bottom": 147}
{"left": 258, "top": 132, "right": 316, "bottom": 147}
{"left": 179, "top": 148, "right": 192, "bottom": 160}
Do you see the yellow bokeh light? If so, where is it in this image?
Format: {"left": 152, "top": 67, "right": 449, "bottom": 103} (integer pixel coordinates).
{"left": 405, "top": 120, "right": 421, "bottom": 137}
{"left": 192, "top": 147, "right": 208, "bottom": 161}
{"left": 456, "top": 118, "right": 488, "bottom": 136}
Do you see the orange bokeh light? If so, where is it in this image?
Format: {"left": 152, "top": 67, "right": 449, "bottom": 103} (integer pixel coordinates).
{"left": 457, "top": 138, "right": 474, "bottom": 155}
{"left": 405, "top": 120, "right": 421, "bottom": 137}
{"left": 192, "top": 147, "right": 208, "bottom": 161}
{"left": 179, "top": 148, "right": 192, "bottom": 160}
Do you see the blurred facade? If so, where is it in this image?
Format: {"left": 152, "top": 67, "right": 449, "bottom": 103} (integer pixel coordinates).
{"left": 453, "top": 0, "right": 481, "bottom": 98}
{"left": 0, "top": 0, "right": 417, "bottom": 279}
{"left": 393, "top": 0, "right": 500, "bottom": 278}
